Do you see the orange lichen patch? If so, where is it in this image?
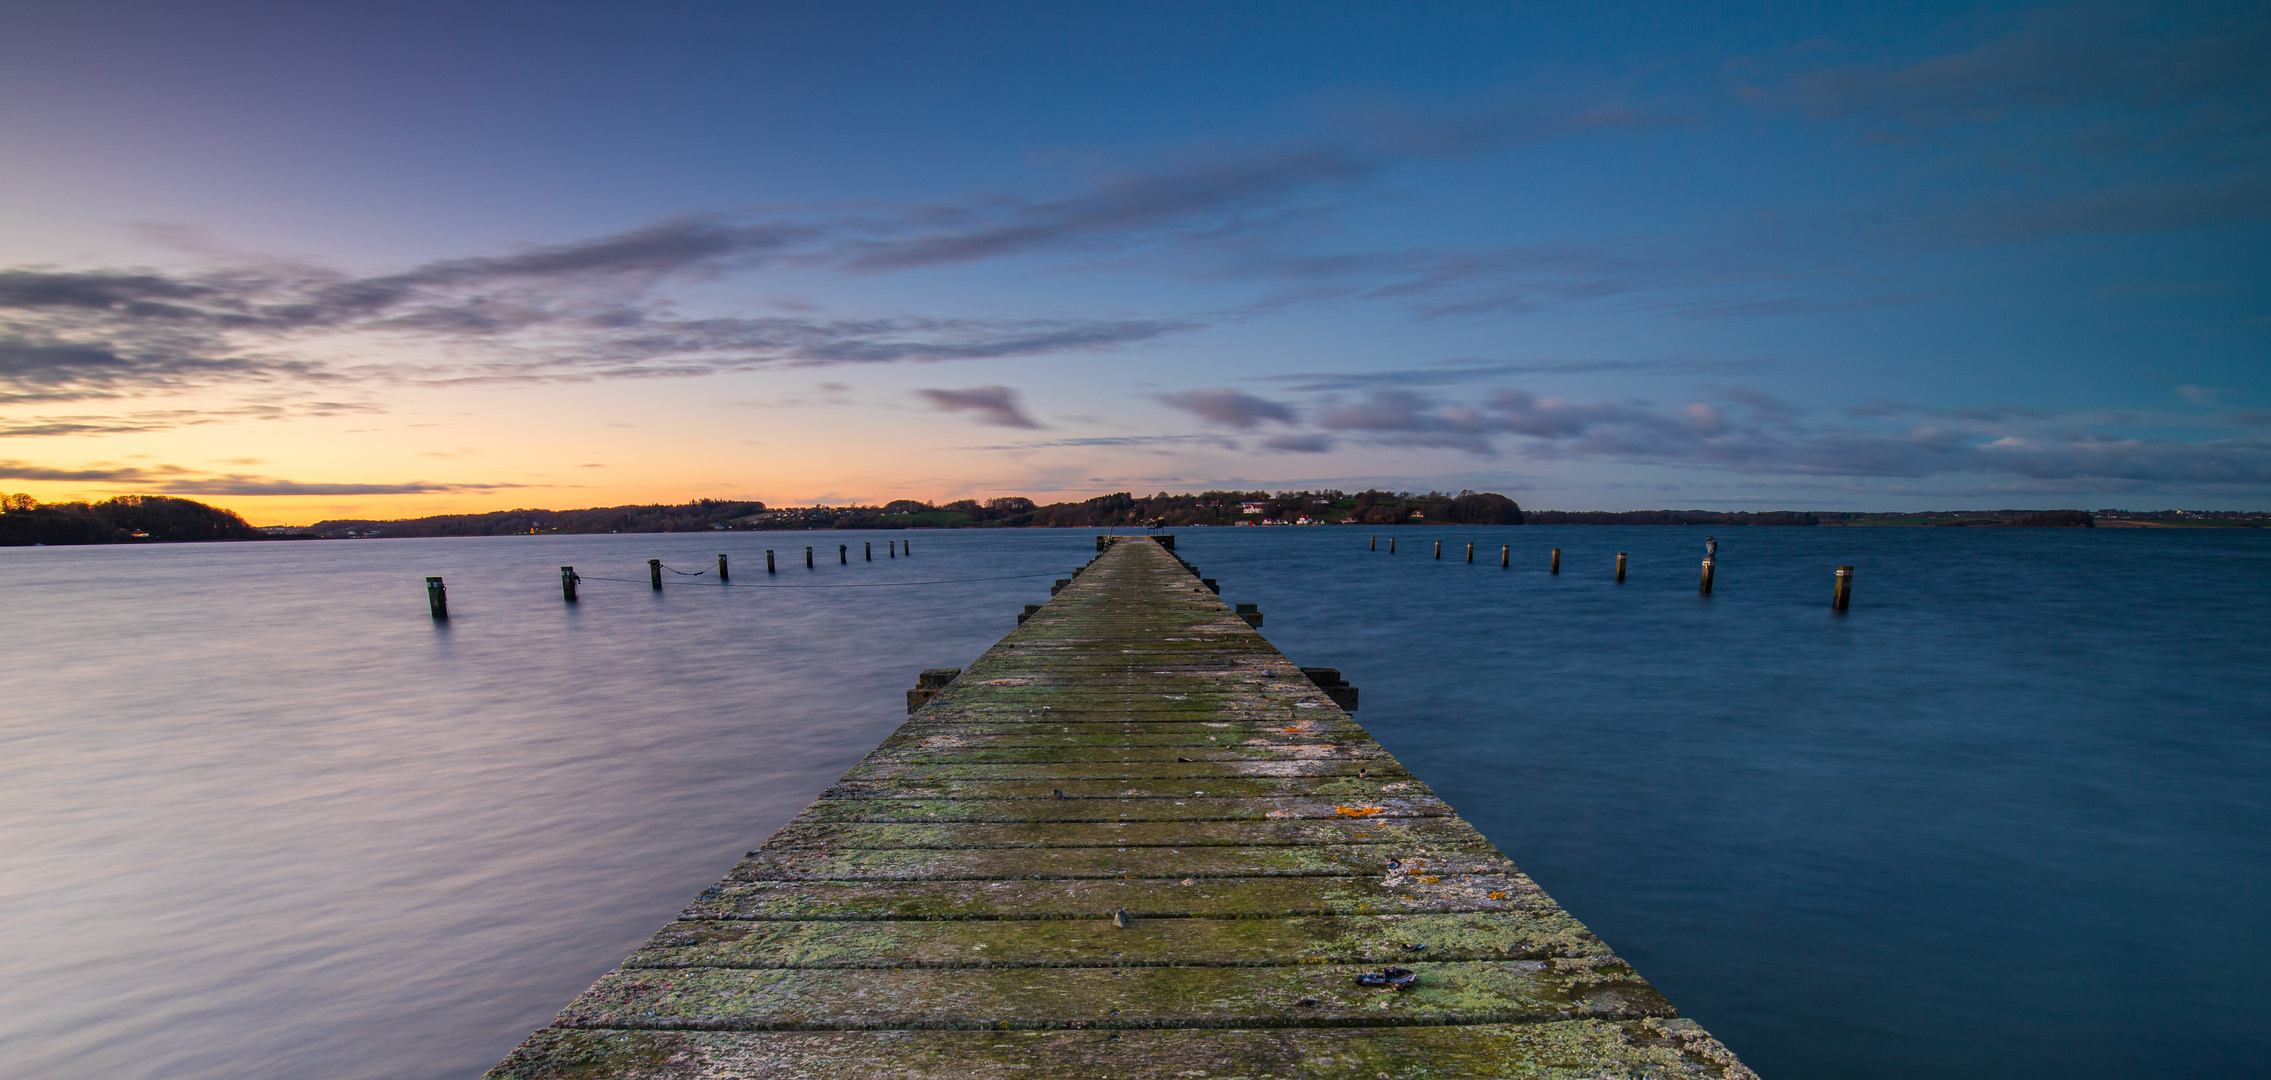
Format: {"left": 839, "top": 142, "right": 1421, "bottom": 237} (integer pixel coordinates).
{"left": 1487, "top": 891, "right": 1509, "bottom": 900}
{"left": 1334, "top": 806, "right": 1386, "bottom": 818}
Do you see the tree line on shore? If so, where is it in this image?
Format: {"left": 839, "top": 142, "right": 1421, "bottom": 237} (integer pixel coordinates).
{"left": 0, "top": 494, "right": 266, "bottom": 545}
{"left": 2, "top": 489, "right": 2119, "bottom": 545}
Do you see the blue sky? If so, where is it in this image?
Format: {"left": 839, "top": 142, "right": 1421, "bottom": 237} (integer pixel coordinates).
{"left": 1, "top": 0, "right": 2265, "bottom": 520}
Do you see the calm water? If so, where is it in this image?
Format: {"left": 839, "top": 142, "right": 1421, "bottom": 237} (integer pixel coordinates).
{"left": 2, "top": 527, "right": 2264, "bottom": 1078}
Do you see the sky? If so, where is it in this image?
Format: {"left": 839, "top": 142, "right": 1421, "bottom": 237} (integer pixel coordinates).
{"left": 1, "top": 0, "right": 2265, "bottom": 523}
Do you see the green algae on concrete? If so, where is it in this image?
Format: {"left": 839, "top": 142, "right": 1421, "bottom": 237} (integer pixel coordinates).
{"left": 484, "top": 538, "right": 1755, "bottom": 1079}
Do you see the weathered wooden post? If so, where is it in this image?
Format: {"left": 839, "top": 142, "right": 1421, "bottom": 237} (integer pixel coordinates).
{"left": 865, "top": 542, "right": 872, "bottom": 561}
{"left": 426, "top": 576, "right": 447, "bottom": 619}
{"left": 766, "top": 549, "right": 776, "bottom": 574}
{"left": 1433, "top": 540, "right": 1442, "bottom": 560}
{"left": 1500, "top": 544, "right": 1510, "bottom": 567}
{"left": 1370, "top": 536, "right": 1376, "bottom": 551}
{"left": 1389, "top": 537, "right": 1396, "bottom": 554}
{"left": 839, "top": 544, "right": 847, "bottom": 564}
{"left": 1699, "top": 558, "right": 1715, "bottom": 595}
{"left": 560, "top": 566, "right": 578, "bottom": 601}
{"left": 1833, "top": 565, "right": 1853, "bottom": 611}
{"left": 905, "top": 539, "right": 912, "bottom": 554}
{"left": 805, "top": 546, "right": 814, "bottom": 568}
{"left": 1019, "top": 603, "right": 1043, "bottom": 625}
{"left": 717, "top": 554, "right": 729, "bottom": 580}
{"left": 890, "top": 540, "right": 896, "bottom": 557}
{"left": 1235, "top": 602, "right": 1263, "bottom": 628}
{"left": 1550, "top": 548, "right": 1561, "bottom": 575}
{"left": 1466, "top": 542, "right": 1474, "bottom": 563}
{"left": 649, "top": 559, "right": 662, "bottom": 589}
{"left": 1615, "top": 553, "right": 1627, "bottom": 582}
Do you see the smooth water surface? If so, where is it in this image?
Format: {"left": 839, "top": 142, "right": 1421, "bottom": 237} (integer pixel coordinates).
{"left": 2, "top": 526, "right": 2265, "bottom": 1078}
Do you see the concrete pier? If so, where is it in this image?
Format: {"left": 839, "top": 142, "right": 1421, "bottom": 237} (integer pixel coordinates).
{"left": 485, "top": 538, "right": 1754, "bottom": 1079}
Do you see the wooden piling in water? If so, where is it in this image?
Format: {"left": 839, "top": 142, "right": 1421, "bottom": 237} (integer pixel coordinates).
{"left": 425, "top": 576, "right": 447, "bottom": 619}
{"left": 649, "top": 559, "right": 663, "bottom": 589}
{"left": 1833, "top": 565, "right": 1853, "bottom": 611}
{"left": 840, "top": 544, "right": 848, "bottom": 565}
{"left": 806, "top": 546, "right": 814, "bottom": 569}
{"left": 890, "top": 540, "right": 897, "bottom": 557}
{"left": 1615, "top": 553, "right": 1626, "bottom": 583}
{"left": 1389, "top": 537, "right": 1396, "bottom": 553}
{"left": 1370, "top": 536, "right": 1376, "bottom": 551}
{"left": 767, "top": 549, "right": 776, "bottom": 574}
{"left": 1433, "top": 540, "right": 1442, "bottom": 560}
{"left": 1699, "top": 558, "right": 1715, "bottom": 595}
{"left": 866, "top": 542, "right": 873, "bottom": 561}
{"left": 560, "top": 566, "right": 578, "bottom": 602}
{"left": 483, "top": 538, "right": 1752, "bottom": 1079}
{"left": 718, "top": 554, "right": 729, "bottom": 580}
{"left": 1501, "top": 544, "right": 1510, "bottom": 567}
{"left": 1466, "top": 542, "right": 1474, "bottom": 563}
{"left": 1550, "top": 548, "right": 1560, "bottom": 575}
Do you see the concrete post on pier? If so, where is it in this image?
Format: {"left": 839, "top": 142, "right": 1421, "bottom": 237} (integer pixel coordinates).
{"left": 649, "top": 559, "right": 662, "bottom": 590}
{"left": 1834, "top": 565, "right": 1854, "bottom": 611}
{"left": 718, "top": 554, "right": 729, "bottom": 581}
{"left": 561, "top": 566, "right": 578, "bottom": 601}
{"left": 425, "top": 576, "right": 447, "bottom": 619}
{"left": 1699, "top": 558, "right": 1715, "bottom": 595}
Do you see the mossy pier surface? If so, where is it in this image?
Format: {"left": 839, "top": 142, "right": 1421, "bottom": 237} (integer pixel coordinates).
{"left": 486, "top": 538, "right": 1755, "bottom": 1079}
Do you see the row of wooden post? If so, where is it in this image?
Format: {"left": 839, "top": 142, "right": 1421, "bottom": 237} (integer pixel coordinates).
{"left": 1364, "top": 536, "right": 1853, "bottom": 608}
{"left": 430, "top": 539, "right": 922, "bottom": 614}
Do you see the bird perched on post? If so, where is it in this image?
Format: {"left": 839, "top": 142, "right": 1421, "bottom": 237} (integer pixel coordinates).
{"left": 1704, "top": 536, "right": 1717, "bottom": 560}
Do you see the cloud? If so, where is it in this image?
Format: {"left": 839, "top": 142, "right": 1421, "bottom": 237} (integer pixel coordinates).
{"left": 1744, "top": 4, "right": 2271, "bottom": 241}
{"left": 0, "top": 458, "right": 530, "bottom": 495}
{"left": 1259, "top": 357, "right": 1768, "bottom": 393}
{"left": 1157, "top": 388, "right": 1296, "bottom": 428}
{"left": 148, "top": 476, "right": 529, "bottom": 496}
{"left": 915, "top": 385, "right": 1043, "bottom": 428}
{"left": 1149, "top": 380, "right": 2271, "bottom": 486}
{"left": 1263, "top": 433, "right": 1335, "bottom": 453}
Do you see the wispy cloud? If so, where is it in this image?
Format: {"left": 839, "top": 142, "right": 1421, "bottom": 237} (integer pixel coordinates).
{"left": 915, "top": 385, "right": 1043, "bottom": 428}
{"left": 1157, "top": 388, "right": 1297, "bottom": 428}
{"left": 0, "top": 458, "right": 529, "bottom": 496}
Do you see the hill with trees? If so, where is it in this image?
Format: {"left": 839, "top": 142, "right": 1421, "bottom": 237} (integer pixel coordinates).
{"left": 0, "top": 494, "right": 266, "bottom": 545}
